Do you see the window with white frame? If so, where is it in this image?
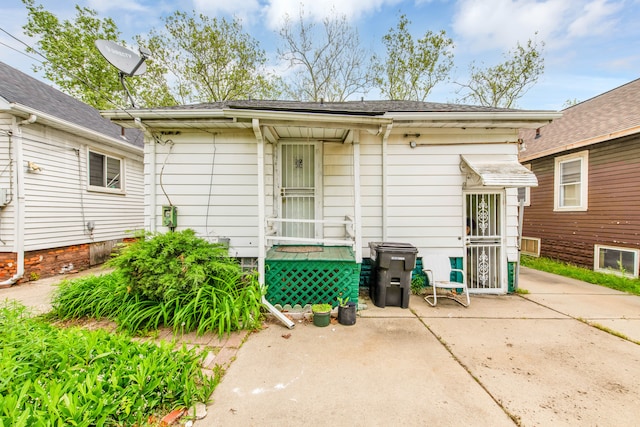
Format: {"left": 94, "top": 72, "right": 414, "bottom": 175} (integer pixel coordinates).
{"left": 517, "top": 163, "right": 532, "bottom": 206}
{"left": 520, "top": 237, "right": 540, "bottom": 257}
{"left": 594, "top": 245, "right": 639, "bottom": 277}
{"left": 554, "top": 151, "right": 588, "bottom": 211}
{"left": 89, "top": 150, "right": 123, "bottom": 191}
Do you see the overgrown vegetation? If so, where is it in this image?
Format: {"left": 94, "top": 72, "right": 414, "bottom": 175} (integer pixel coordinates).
{"left": 52, "top": 229, "right": 264, "bottom": 336}
{"left": 521, "top": 255, "right": 640, "bottom": 296}
{"left": 411, "top": 273, "right": 426, "bottom": 295}
{"left": 0, "top": 301, "right": 218, "bottom": 427}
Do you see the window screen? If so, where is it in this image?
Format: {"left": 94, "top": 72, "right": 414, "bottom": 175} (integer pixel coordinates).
{"left": 89, "top": 151, "right": 121, "bottom": 190}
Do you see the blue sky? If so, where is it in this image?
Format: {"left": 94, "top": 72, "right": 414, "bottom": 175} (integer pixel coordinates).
{"left": 1, "top": 0, "right": 639, "bottom": 110}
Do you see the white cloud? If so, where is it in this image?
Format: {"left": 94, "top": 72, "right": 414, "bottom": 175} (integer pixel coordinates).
{"left": 270, "top": 0, "right": 397, "bottom": 23}
{"left": 452, "top": 0, "right": 569, "bottom": 52}
{"left": 451, "top": 0, "right": 624, "bottom": 53}
{"left": 192, "top": 0, "right": 263, "bottom": 23}
{"left": 86, "top": 0, "right": 149, "bottom": 13}
{"left": 195, "top": 0, "right": 401, "bottom": 30}
{"left": 567, "top": 0, "right": 622, "bottom": 38}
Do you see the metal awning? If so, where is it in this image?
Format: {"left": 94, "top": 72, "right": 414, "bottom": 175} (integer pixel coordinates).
{"left": 460, "top": 154, "right": 538, "bottom": 188}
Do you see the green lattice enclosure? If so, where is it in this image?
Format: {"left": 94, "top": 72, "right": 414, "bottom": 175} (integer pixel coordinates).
{"left": 265, "top": 246, "right": 360, "bottom": 308}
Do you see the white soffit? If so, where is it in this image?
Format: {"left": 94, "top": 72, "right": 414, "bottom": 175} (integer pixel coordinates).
{"left": 461, "top": 154, "right": 538, "bottom": 188}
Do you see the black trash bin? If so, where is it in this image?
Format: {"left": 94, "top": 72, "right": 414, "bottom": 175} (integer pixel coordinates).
{"left": 369, "top": 242, "right": 418, "bottom": 308}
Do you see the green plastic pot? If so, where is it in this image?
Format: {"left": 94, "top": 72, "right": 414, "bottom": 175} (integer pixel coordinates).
{"left": 312, "top": 311, "right": 331, "bottom": 327}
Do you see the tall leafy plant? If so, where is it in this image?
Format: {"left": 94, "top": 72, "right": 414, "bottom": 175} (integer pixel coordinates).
{"left": 52, "top": 229, "right": 264, "bottom": 336}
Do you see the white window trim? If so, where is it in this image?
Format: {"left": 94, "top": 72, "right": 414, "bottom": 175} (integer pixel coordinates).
{"left": 87, "top": 148, "right": 126, "bottom": 194}
{"left": 594, "top": 244, "right": 639, "bottom": 278}
{"left": 554, "top": 150, "right": 588, "bottom": 212}
{"left": 518, "top": 163, "right": 532, "bottom": 207}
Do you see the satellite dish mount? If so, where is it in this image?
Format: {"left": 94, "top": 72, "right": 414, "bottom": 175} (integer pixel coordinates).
{"left": 95, "top": 40, "right": 151, "bottom": 108}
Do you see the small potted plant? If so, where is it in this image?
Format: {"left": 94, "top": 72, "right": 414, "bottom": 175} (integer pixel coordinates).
{"left": 311, "top": 303, "right": 332, "bottom": 327}
{"left": 337, "top": 296, "right": 357, "bottom": 326}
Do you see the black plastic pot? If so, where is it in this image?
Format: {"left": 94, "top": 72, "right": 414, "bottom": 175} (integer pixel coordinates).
{"left": 338, "top": 302, "right": 357, "bottom": 326}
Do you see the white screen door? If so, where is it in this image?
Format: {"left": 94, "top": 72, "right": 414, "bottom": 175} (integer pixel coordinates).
{"left": 280, "top": 143, "right": 316, "bottom": 239}
{"left": 464, "top": 192, "right": 505, "bottom": 292}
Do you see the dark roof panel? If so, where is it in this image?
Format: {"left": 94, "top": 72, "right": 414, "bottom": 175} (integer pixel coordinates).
{"left": 520, "top": 78, "right": 640, "bottom": 159}
{"left": 0, "top": 61, "right": 142, "bottom": 148}
{"left": 159, "top": 99, "right": 527, "bottom": 115}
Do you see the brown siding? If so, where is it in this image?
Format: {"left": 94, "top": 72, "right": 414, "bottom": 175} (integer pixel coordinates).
{"left": 523, "top": 135, "right": 640, "bottom": 273}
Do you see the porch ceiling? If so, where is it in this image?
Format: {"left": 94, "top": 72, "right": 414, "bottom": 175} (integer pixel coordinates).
{"left": 269, "top": 125, "right": 350, "bottom": 142}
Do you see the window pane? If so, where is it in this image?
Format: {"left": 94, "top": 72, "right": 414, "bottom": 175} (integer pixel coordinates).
{"left": 561, "top": 159, "right": 581, "bottom": 184}
{"left": 89, "top": 152, "right": 104, "bottom": 186}
{"left": 560, "top": 183, "right": 580, "bottom": 207}
{"left": 106, "top": 157, "right": 121, "bottom": 189}
{"left": 599, "top": 248, "right": 636, "bottom": 274}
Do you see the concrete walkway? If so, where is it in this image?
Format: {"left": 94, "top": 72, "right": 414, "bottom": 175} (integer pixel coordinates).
{"left": 203, "top": 267, "right": 640, "bottom": 427}
{"left": 2, "top": 267, "right": 640, "bottom": 426}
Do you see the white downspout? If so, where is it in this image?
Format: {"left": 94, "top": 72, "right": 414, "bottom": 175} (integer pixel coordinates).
{"left": 253, "top": 119, "right": 294, "bottom": 330}
{"left": 253, "top": 119, "right": 266, "bottom": 287}
{"left": 0, "top": 116, "right": 35, "bottom": 286}
{"left": 353, "top": 132, "right": 362, "bottom": 263}
{"left": 148, "top": 127, "right": 157, "bottom": 233}
{"left": 382, "top": 124, "right": 392, "bottom": 241}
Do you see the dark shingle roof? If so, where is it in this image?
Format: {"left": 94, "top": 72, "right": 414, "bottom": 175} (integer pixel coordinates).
{"left": 159, "top": 99, "right": 526, "bottom": 115}
{"left": 0, "top": 62, "right": 142, "bottom": 148}
{"left": 520, "top": 78, "right": 640, "bottom": 160}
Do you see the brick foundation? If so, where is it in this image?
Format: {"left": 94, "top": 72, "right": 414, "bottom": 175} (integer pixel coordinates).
{"left": 0, "top": 238, "right": 136, "bottom": 285}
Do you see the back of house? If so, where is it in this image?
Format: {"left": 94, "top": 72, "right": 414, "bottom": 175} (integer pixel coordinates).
{"left": 105, "top": 99, "right": 558, "bottom": 305}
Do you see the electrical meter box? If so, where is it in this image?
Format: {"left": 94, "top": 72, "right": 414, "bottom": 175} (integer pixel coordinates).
{"left": 162, "top": 205, "right": 177, "bottom": 228}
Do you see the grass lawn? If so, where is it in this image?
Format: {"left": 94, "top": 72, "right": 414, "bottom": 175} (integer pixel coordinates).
{"left": 520, "top": 255, "right": 640, "bottom": 296}
{"left": 0, "top": 230, "right": 264, "bottom": 426}
{"left": 0, "top": 301, "right": 219, "bottom": 426}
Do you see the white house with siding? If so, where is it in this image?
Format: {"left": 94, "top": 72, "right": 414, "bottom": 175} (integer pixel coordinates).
{"left": 103, "top": 100, "right": 559, "bottom": 306}
{"left": 0, "top": 62, "right": 144, "bottom": 285}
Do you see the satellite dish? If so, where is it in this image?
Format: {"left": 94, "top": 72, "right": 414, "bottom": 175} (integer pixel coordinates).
{"left": 95, "top": 39, "right": 151, "bottom": 108}
{"left": 95, "top": 39, "right": 148, "bottom": 76}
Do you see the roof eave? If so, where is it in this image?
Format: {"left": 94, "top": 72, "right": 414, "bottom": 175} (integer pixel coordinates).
{"left": 387, "top": 111, "right": 562, "bottom": 129}
{"left": 101, "top": 107, "right": 393, "bottom": 130}
{"left": 8, "top": 103, "right": 142, "bottom": 155}
{"left": 520, "top": 125, "right": 640, "bottom": 162}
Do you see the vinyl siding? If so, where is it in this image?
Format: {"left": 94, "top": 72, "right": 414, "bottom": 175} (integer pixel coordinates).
{"left": 361, "top": 130, "right": 522, "bottom": 260}
{"left": 523, "top": 134, "right": 640, "bottom": 272}
{"left": 147, "top": 130, "right": 268, "bottom": 257}
{"left": 18, "top": 122, "right": 143, "bottom": 251}
{"left": 147, "top": 127, "right": 522, "bottom": 263}
{"left": 0, "top": 114, "right": 16, "bottom": 249}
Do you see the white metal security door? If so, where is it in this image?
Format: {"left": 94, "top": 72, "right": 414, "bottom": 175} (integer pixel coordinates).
{"left": 464, "top": 192, "right": 505, "bottom": 292}
{"left": 280, "top": 143, "right": 317, "bottom": 239}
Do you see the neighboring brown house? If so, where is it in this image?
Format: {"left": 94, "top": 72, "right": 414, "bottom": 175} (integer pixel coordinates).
{"left": 519, "top": 78, "right": 640, "bottom": 277}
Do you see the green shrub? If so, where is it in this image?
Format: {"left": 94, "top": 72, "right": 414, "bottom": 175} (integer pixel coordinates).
{"left": 108, "top": 229, "right": 236, "bottom": 302}
{"left": 52, "top": 230, "right": 265, "bottom": 336}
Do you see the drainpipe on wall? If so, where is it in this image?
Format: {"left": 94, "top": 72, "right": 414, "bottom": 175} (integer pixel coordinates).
{"left": 0, "top": 115, "right": 36, "bottom": 286}
{"left": 381, "top": 123, "right": 393, "bottom": 242}
{"left": 134, "top": 118, "right": 156, "bottom": 233}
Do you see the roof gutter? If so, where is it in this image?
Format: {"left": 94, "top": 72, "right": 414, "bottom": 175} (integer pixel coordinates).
{"left": 9, "top": 104, "right": 143, "bottom": 157}
{"left": 102, "top": 107, "right": 393, "bottom": 128}
{"left": 386, "top": 111, "right": 562, "bottom": 128}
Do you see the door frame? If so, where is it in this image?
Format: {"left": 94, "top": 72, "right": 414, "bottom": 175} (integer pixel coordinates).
{"left": 276, "top": 140, "right": 323, "bottom": 239}
{"left": 463, "top": 190, "right": 507, "bottom": 293}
